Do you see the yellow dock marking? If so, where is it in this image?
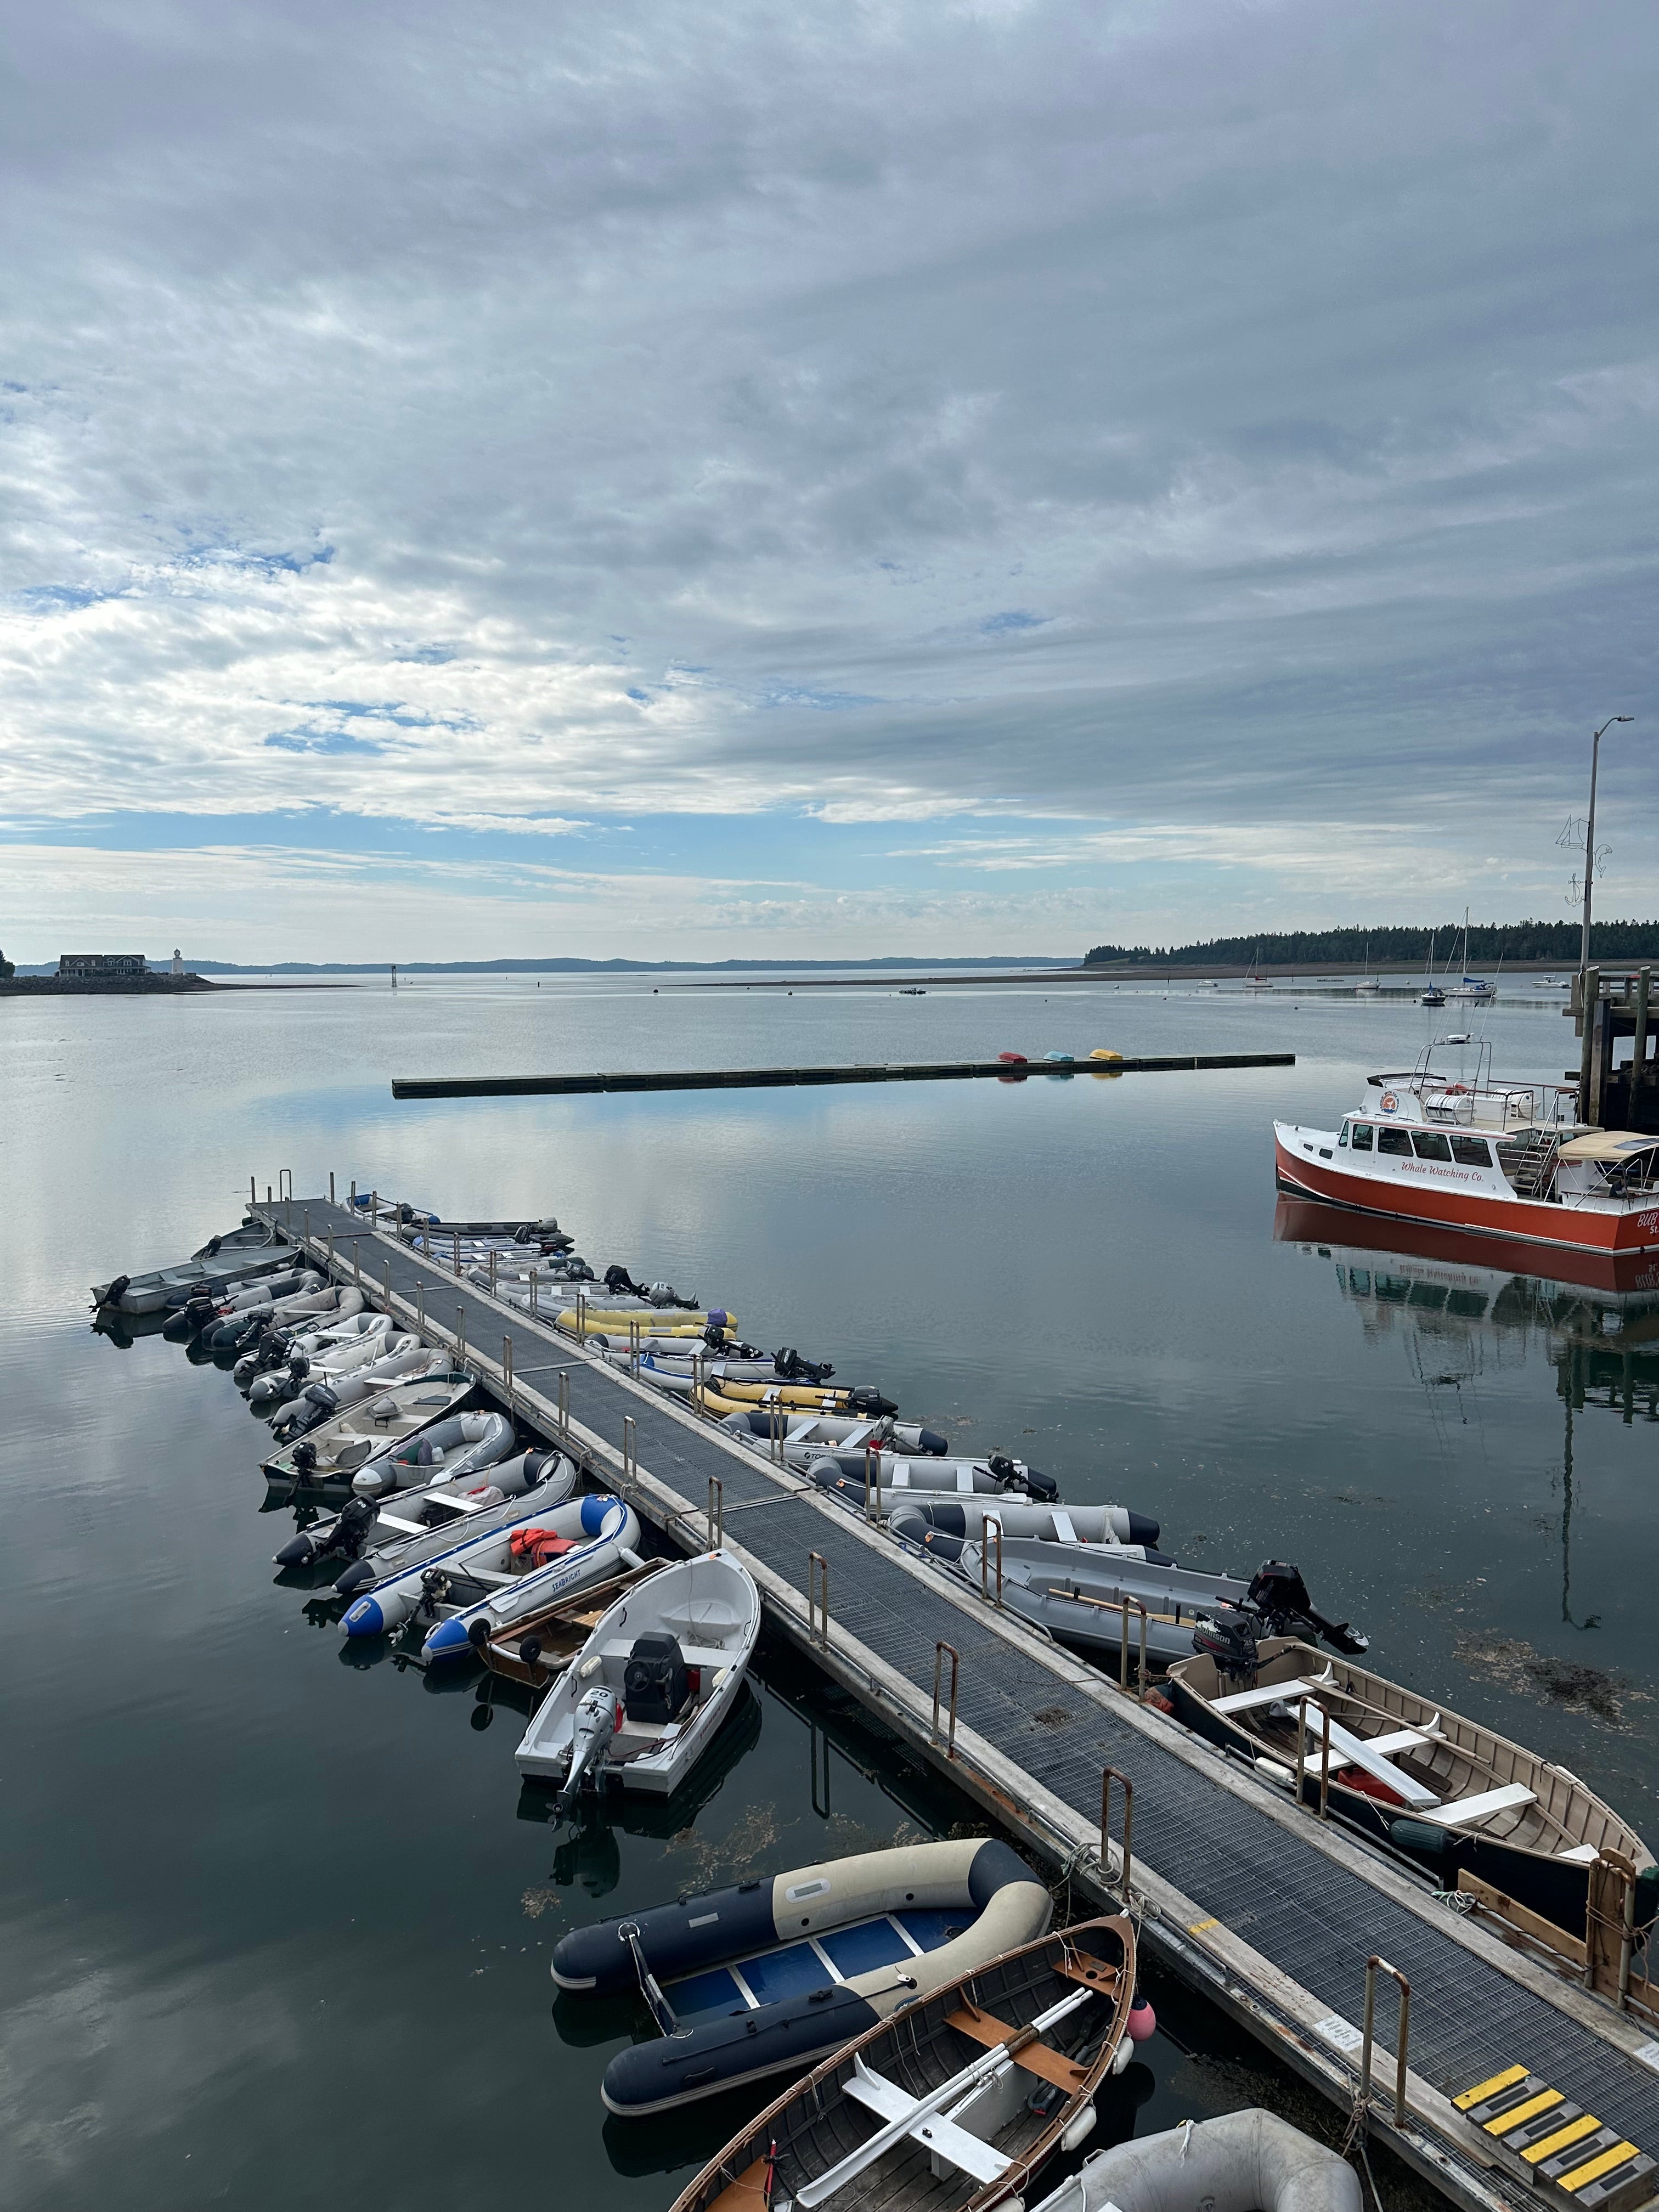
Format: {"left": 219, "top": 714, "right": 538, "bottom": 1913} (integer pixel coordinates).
{"left": 1456, "top": 2064, "right": 1528, "bottom": 2111}
{"left": 1488, "top": 2090, "right": 1564, "bottom": 2136}
{"left": 1558, "top": 2143, "right": 1640, "bottom": 2193}
{"left": 1187, "top": 1917, "right": 1220, "bottom": 1935}
{"left": 1524, "top": 2117, "right": 1603, "bottom": 2166}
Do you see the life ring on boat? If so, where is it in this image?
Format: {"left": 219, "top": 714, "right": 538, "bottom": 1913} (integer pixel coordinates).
{"left": 1379, "top": 1091, "right": 1398, "bottom": 1113}
{"left": 1445, "top": 1083, "right": 1469, "bottom": 1094}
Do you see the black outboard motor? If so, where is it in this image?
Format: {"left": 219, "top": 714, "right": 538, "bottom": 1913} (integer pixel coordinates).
{"left": 845, "top": 1386, "right": 898, "bottom": 1417}
{"left": 1245, "top": 1559, "right": 1368, "bottom": 1656}
{"left": 291, "top": 1439, "right": 319, "bottom": 1477}
{"left": 101, "top": 1274, "right": 131, "bottom": 1310}
{"left": 774, "top": 1347, "right": 836, "bottom": 1383}
{"left": 985, "top": 1452, "right": 1058, "bottom": 1501}
{"left": 1192, "top": 1609, "right": 1260, "bottom": 1683}
{"left": 274, "top": 1492, "right": 378, "bottom": 1568}
{"left": 163, "top": 1295, "right": 218, "bottom": 1342}
{"left": 646, "top": 1282, "right": 699, "bottom": 1310}
{"left": 623, "top": 1633, "right": 689, "bottom": 1723}
{"left": 603, "top": 1265, "right": 644, "bottom": 1297}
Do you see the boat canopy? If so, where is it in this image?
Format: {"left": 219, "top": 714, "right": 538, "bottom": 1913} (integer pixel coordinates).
{"left": 1558, "top": 1131, "right": 1659, "bottom": 1163}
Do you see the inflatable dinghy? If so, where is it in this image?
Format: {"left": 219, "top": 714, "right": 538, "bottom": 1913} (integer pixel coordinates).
{"left": 557, "top": 1837, "right": 1057, "bottom": 2119}
{"left": 318, "top": 1449, "right": 579, "bottom": 1590}
{"left": 1030, "top": 2111, "right": 1361, "bottom": 2212}
{"left": 265, "top": 1345, "right": 452, "bottom": 1446}
{"left": 724, "top": 1409, "right": 947, "bottom": 1455}
{"left": 350, "top": 1409, "right": 516, "bottom": 1497}
{"left": 1167, "top": 1634, "right": 1655, "bottom": 1938}
{"left": 887, "top": 1497, "right": 1160, "bottom": 1547}
{"left": 809, "top": 1453, "right": 1059, "bottom": 1500}
{"left": 248, "top": 1316, "right": 408, "bottom": 1414}
{"left": 161, "top": 1267, "right": 320, "bottom": 1339}
{"left": 92, "top": 1223, "right": 291, "bottom": 1313}
{"left": 930, "top": 1538, "right": 1366, "bottom": 1674}
{"left": 340, "top": 1488, "right": 635, "bottom": 1643}
{"left": 515, "top": 1550, "right": 759, "bottom": 1802}
{"left": 665, "top": 1914, "right": 1133, "bottom": 2200}
{"left": 418, "top": 1494, "right": 645, "bottom": 1660}
{"left": 260, "top": 1369, "right": 475, "bottom": 1485}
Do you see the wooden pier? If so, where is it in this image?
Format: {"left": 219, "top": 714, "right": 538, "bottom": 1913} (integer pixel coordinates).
{"left": 258, "top": 1190, "right": 1659, "bottom": 2212}
{"left": 390, "top": 1051, "right": 1295, "bottom": 1101}
{"left": 1570, "top": 969, "right": 1658, "bottom": 1131}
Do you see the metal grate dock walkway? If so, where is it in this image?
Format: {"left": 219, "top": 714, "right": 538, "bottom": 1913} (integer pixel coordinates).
{"left": 262, "top": 1195, "right": 1659, "bottom": 2212}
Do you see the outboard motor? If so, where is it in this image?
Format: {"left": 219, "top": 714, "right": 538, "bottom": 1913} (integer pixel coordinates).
{"left": 291, "top": 1439, "right": 319, "bottom": 1479}
{"left": 101, "top": 1274, "right": 131, "bottom": 1311}
{"left": 622, "top": 1633, "right": 689, "bottom": 1724}
{"left": 646, "top": 1282, "right": 699, "bottom": 1309}
{"left": 1245, "top": 1560, "right": 1369, "bottom": 1657}
{"left": 1192, "top": 1610, "right": 1260, "bottom": 1684}
{"left": 845, "top": 1386, "right": 898, "bottom": 1417}
{"left": 774, "top": 1347, "right": 836, "bottom": 1383}
{"left": 274, "top": 1492, "right": 377, "bottom": 1567}
{"left": 555, "top": 1686, "right": 623, "bottom": 1817}
{"left": 985, "top": 1452, "right": 1057, "bottom": 1499}
{"left": 603, "top": 1265, "right": 645, "bottom": 1297}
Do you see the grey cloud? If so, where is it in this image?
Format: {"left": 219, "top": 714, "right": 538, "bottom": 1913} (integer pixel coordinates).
{"left": 0, "top": 0, "right": 1654, "bottom": 871}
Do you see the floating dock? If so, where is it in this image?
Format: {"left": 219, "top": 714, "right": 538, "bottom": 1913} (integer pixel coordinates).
{"left": 258, "top": 1190, "right": 1659, "bottom": 2212}
{"left": 390, "top": 1051, "right": 1295, "bottom": 1100}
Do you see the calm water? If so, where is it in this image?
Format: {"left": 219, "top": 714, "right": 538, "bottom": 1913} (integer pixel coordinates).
{"left": 3, "top": 975, "right": 1653, "bottom": 2209}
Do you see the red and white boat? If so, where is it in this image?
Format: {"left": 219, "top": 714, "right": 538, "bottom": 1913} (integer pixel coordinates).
{"left": 1274, "top": 1048, "right": 1659, "bottom": 1257}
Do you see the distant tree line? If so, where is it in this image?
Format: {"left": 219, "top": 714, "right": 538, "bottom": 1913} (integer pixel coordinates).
{"left": 1083, "top": 921, "right": 1659, "bottom": 967}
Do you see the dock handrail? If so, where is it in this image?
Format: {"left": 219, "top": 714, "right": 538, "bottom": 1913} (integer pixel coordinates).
{"left": 808, "top": 1552, "right": 830, "bottom": 1646}
{"left": 1118, "top": 1595, "right": 1148, "bottom": 1697}
{"left": 623, "top": 1413, "right": 637, "bottom": 1487}
{"left": 1101, "top": 1766, "right": 1134, "bottom": 1901}
{"left": 932, "top": 1641, "right": 960, "bottom": 1756}
{"left": 707, "top": 1475, "right": 724, "bottom": 1551}
{"left": 1361, "top": 1955, "right": 1410, "bottom": 2126}
{"left": 981, "top": 1519, "right": 1004, "bottom": 1607}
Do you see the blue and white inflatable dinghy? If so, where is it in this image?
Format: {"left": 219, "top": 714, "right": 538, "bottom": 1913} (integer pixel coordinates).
{"left": 552, "top": 1835, "right": 1052, "bottom": 2117}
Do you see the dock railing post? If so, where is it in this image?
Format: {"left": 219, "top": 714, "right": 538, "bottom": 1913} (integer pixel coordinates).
{"left": 503, "top": 1334, "right": 513, "bottom": 1410}
{"left": 326, "top": 1228, "right": 335, "bottom": 1276}
{"left": 329, "top": 1172, "right": 335, "bottom": 1205}
{"left": 489, "top": 1249, "right": 497, "bottom": 1299}
{"left": 456, "top": 1307, "right": 466, "bottom": 1364}
{"left": 250, "top": 1173, "right": 256, "bottom": 1205}
{"left": 863, "top": 1444, "right": 874, "bottom": 1516}
{"left": 1361, "top": 1956, "right": 1410, "bottom": 2128}
{"left": 1321, "top": 1711, "right": 1331, "bottom": 1819}
{"left": 382, "top": 1259, "right": 391, "bottom": 1311}
{"left": 454, "top": 1227, "right": 461, "bottom": 1278}
{"left": 577, "top": 1291, "right": 586, "bottom": 1344}
{"left": 1116, "top": 1598, "right": 1148, "bottom": 1694}
{"left": 557, "top": 1369, "right": 570, "bottom": 1443}
{"left": 280, "top": 1170, "right": 292, "bottom": 1203}
{"left": 416, "top": 1280, "right": 425, "bottom": 1334}
{"left": 932, "top": 1641, "right": 960, "bottom": 1757}
{"left": 623, "top": 1413, "right": 636, "bottom": 1487}
{"left": 529, "top": 1268, "right": 538, "bottom": 1318}
{"left": 1101, "top": 1767, "right": 1134, "bottom": 1901}
{"left": 352, "top": 1239, "right": 361, "bottom": 1286}
{"left": 1296, "top": 1697, "right": 1308, "bottom": 1809}
{"left": 707, "top": 1476, "right": 724, "bottom": 1551}
{"left": 981, "top": 1518, "right": 1004, "bottom": 1607}
{"left": 692, "top": 1350, "right": 703, "bottom": 1416}
{"left": 370, "top": 1189, "right": 378, "bottom": 1233}
{"left": 629, "top": 1319, "right": 640, "bottom": 1378}
{"left": 349, "top": 1179, "right": 356, "bottom": 1208}
{"left": 808, "top": 1552, "right": 830, "bottom": 1646}
{"left": 303, "top": 1207, "right": 311, "bottom": 1249}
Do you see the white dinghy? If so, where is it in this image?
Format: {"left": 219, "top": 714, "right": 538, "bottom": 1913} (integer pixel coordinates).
{"left": 516, "top": 1550, "right": 759, "bottom": 1804}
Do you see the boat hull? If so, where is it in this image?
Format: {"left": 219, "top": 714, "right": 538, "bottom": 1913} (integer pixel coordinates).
{"left": 1273, "top": 1129, "right": 1659, "bottom": 1256}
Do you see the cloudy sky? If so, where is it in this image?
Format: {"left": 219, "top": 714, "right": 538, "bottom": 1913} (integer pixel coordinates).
{"left": 2, "top": 0, "right": 1654, "bottom": 961}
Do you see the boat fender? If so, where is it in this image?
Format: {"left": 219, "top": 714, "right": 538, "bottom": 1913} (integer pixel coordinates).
{"left": 1110, "top": 2037, "right": 1133, "bottom": 2076}
{"left": 1127, "top": 1995, "right": 1155, "bottom": 2042}
{"left": 1060, "top": 2102, "right": 1097, "bottom": 2153}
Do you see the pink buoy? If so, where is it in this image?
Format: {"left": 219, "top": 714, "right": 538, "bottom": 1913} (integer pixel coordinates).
{"left": 1127, "top": 1995, "right": 1156, "bottom": 2043}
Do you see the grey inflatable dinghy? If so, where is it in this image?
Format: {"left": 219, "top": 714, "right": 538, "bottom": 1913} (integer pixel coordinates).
{"left": 1031, "top": 2111, "right": 1362, "bottom": 2212}
{"left": 350, "top": 1409, "right": 516, "bottom": 1497}
{"left": 276, "top": 1446, "right": 577, "bottom": 1582}
{"left": 917, "top": 1535, "right": 1366, "bottom": 1673}
{"left": 808, "top": 1452, "right": 1058, "bottom": 1500}
{"left": 884, "top": 1496, "right": 1160, "bottom": 1547}
{"left": 261, "top": 1368, "right": 475, "bottom": 1486}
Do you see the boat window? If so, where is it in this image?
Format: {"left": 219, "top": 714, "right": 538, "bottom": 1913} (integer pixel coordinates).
{"left": 1378, "top": 1127, "right": 1413, "bottom": 1155}
{"left": 1339, "top": 1122, "right": 1350, "bottom": 1147}
{"left": 1350, "top": 1123, "right": 1374, "bottom": 1152}
{"left": 1451, "top": 1136, "right": 1492, "bottom": 1167}
{"left": 1412, "top": 1131, "right": 1452, "bottom": 1161}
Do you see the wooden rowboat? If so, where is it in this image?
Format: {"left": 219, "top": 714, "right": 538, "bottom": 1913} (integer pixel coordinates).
{"left": 1167, "top": 1637, "right": 1655, "bottom": 1962}
{"left": 670, "top": 1915, "right": 1134, "bottom": 2212}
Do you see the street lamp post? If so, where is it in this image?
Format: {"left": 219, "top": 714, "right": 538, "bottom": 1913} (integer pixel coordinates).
{"left": 1581, "top": 716, "right": 1634, "bottom": 977}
